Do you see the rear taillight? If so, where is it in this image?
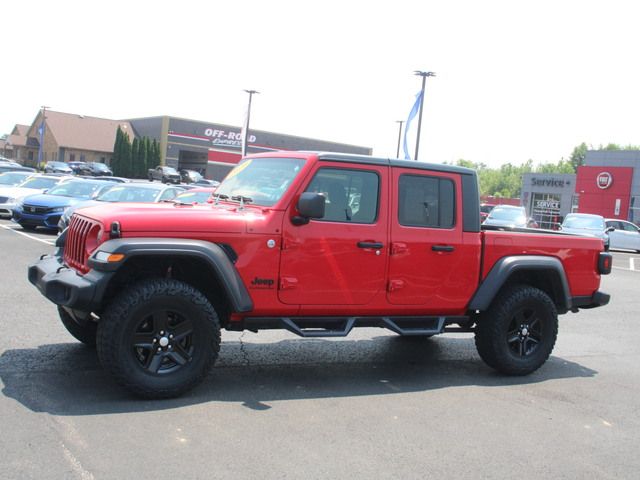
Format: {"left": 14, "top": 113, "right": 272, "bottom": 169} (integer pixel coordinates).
{"left": 598, "top": 252, "right": 612, "bottom": 275}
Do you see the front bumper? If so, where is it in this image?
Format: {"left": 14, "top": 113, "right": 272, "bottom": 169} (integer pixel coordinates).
{"left": 13, "top": 208, "right": 63, "bottom": 229}
{"left": 28, "top": 253, "right": 113, "bottom": 312}
{"left": 0, "top": 201, "right": 18, "bottom": 217}
{"left": 571, "top": 290, "right": 611, "bottom": 311}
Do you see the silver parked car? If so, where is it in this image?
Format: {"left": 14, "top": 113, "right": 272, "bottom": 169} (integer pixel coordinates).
{"left": 482, "top": 205, "right": 538, "bottom": 228}
{"left": 560, "top": 213, "right": 609, "bottom": 250}
{"left": 605, "top": 219, "right": 640, "bottom": 252}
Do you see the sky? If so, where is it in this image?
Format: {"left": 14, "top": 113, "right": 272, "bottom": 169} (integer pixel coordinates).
{"left": 2, "top": 0, "right": 639, "bottom": 168}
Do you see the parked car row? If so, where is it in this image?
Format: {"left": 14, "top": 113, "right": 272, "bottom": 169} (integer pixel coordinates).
{"left": 44, "top": 160, "right": 113, "bottom": 176}
{"left": 0, "top": 171, "right": 218, "bottom": 233}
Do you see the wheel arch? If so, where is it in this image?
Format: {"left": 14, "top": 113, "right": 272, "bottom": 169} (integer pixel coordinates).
{"left": 468, "top": 256, "right": 571, "bottom": 314}
{"left": 90, "top": 238, "right": 253, "bottom": 324}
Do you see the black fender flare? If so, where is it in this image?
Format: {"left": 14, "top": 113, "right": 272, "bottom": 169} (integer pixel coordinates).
{"left": 87, "top": 238, "right": 253, "bottom": 312}
{"left": 468, "top": 255, "right": 571, "bottom": 313}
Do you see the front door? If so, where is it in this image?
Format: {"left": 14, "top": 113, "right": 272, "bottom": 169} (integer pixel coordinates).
{"left": 278, "top": 163, "right": 388, "bottom": 305}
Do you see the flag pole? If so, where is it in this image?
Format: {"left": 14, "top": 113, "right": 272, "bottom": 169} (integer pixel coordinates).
{"left": 413, "top": 71, "right": 435, "bottom": 161}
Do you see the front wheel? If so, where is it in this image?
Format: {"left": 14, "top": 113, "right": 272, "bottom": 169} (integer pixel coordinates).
{"left": 474, "top": 285, "right": 558, "bottom": 376}
{"left": 96, "top": 278, "right": 221, "bottom": 398}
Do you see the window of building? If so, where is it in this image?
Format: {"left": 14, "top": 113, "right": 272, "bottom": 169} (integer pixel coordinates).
{"left": 80, "top": 154, "right": 85, "bottom": 162}
{"left": 69, "top": 154, "right": 75, "bottom": 162}
{"left": 398, "top": 174, "right": 455, "bottom": 228}
{"left": 630, "top": 196, "right": 640, "bottom": 225}
{"left": 305, "top": 168, "right": 379, "bottom": 223}
{"left": 28, "top": 151, "right": 34, "bottom": 161}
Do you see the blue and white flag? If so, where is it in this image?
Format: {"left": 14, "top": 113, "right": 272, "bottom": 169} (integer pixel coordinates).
{"left": 37, "top": 120, "right": 45, "bottom": 164}
{"left": 402, "top": 90, "right": 423, "bottom": 160}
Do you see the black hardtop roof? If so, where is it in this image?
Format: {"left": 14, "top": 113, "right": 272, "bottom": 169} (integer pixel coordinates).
{"left": 308, "top": 152, "right": 477, "bottom": 177}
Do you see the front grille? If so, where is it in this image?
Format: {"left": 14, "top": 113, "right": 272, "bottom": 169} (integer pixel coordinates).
{"left": 22, "top": 204, "right": 50, "bottom": 215}
{"left": 64, "top": 215, "right": 100, "bottom": 274}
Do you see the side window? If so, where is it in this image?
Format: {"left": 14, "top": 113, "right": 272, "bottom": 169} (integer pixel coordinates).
{"left": 398, "top": 174, "right": 455, "bottom": 228}
{"left": 305, "top": 168, "right": 379, "bottom": 223}
{"left": 622, "top": 221, "right": 638, "bottom": 232}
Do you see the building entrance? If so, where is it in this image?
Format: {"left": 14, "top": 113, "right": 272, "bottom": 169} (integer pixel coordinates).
{"left": 531, "top": 193, "right": 562, "bottom": 229}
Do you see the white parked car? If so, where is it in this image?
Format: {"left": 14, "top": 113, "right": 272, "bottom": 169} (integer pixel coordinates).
{"left": 0, "top": 174, "right": 72, "bottom": 217}
{"left": 605, "top": 219, "right": 640, "bottom": 252}
{"left": 560, "top": 213, "right": 609, "bottom": 250}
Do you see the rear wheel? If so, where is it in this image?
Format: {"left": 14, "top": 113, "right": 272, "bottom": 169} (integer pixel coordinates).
{"left": 97, "top": 278, "right": 221, "bottom": 398}
{"left": 475, "top": 285, "right": 558, "bottom": 375}
{"left": 58, "top": 306, "right": 97, "bottom": 346}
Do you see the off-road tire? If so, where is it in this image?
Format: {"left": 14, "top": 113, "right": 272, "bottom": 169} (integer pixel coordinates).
{"left": 148, "top": 175, "right": 153, "bottom": 182}
{"left": 96, "top": 278, "right": 221, "bottom": 399}
{"left": 58, "top": 306, "right": 97, "bottom": 346}
{"left": 475, "top": 285, "right": 558, "bottom": 376}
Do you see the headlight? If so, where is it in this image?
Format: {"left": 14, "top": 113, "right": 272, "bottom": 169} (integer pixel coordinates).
{"left": 50, "top": 206, "right": 66, "bottom": 213}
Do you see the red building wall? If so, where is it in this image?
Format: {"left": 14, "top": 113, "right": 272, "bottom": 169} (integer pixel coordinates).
{"left": 576, "top": 166, "right": 633, "bottom": 219}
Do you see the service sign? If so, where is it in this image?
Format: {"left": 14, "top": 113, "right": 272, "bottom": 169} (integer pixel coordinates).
{"left": 535, "top": 199, "right": 560, "bottom": 210}
{"left": 204, "top": 128, "right": 256, "bottom": 147}
{"left": 596, "top": 172, "right": 613, "bottom": 189}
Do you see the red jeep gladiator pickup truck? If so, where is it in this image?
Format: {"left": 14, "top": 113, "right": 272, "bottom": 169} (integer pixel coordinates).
{"left": 29, "top": 152, "right": 611, "bottom": 398}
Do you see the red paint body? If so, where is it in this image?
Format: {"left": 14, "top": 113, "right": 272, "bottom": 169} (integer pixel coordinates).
{"left": 73, "top": 152, "right": 605, "bottom": 319}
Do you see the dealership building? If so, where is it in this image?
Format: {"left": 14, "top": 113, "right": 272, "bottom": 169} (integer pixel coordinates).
{"left": 521, "top": 150, "right": 640, "bottom": 226}
{"left": 128, "top": 116, "right": 372, "bottom": 180}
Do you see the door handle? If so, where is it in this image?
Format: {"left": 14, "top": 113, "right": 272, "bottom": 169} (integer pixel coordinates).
{"left": 431, "top": 245, "right": 455, "bottom": 252}
{"left": 357, "top": 241, "right": 384, "bottom": 249}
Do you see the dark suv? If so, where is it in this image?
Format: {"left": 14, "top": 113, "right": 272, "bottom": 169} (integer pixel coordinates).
{"left": 78, "top": 162, "right": 113, "bottom": 176}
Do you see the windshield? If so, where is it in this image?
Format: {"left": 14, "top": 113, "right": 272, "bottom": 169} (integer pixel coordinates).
{"left": 97, "top": 185, "right": 161, "bottom": 202}
{"left": 47, "top": 180, "right": 106, "bottom": 198}
{"left": 215, "top": 157, "right": 306, "bottom": 206}
{"left": 488, "top": 207, "right": 526, "bottom": 223}
{"left": 563, "top": 215, "right": 604, "bottom": 230}
{"left": 164, "top": 167, "right": 179, "bottom": 174}
{"left": 92, "top": 163, "right": 110, "bottom": 171}
{"left": 174, "top": 190, "right": 213, "bottom": 204}
{"left": 18, "top": 177, "right": 60, "bottom": 190}
{"left": 0, "top": 172, "right": 31, "bottom": 185}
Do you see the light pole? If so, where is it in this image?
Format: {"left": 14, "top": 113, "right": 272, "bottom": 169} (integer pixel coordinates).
{"left": 241, "top": 89, "right": 259, "bottom": 157}
{"left": 395, "top": 120, "right": 404, "bottom": 158}
{"left": 413, "top": 71, "right": 435, "bottom": 160}
{"left": 38, "top": 105, "right": 49, "bottom": 168}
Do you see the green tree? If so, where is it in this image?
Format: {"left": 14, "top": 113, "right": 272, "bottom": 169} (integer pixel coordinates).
{"left": 131, "top": 138, "right": 139, "bottom": 178}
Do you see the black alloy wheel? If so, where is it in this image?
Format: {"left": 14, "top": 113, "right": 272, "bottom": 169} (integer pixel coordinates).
{"left": 475, "top": 285, "right": 558, "bottom": 376}
{"left": 132, "top": 309, "right": 195, "bottom": 375}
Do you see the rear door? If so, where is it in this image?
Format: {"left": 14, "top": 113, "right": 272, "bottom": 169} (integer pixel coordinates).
{"left": 387, "top": 167, "right": 479, "bottom": 311}
{"left": 278, "top": 162, "right": 388, "bottom": 305}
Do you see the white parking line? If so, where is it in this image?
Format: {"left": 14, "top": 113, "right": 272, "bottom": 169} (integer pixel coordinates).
{"left": 0, "top": 224, "right": 55, "bottom": 246}
{"left": 631, "top": 257, "right": 636, "bottom": 271}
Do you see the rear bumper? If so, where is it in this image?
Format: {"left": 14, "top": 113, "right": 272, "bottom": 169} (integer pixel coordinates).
{"left": 28, "top": 254, "right": 113, "bottom": 312}
{"left": 571, "top": 290, "right": 610, "bottom": 310}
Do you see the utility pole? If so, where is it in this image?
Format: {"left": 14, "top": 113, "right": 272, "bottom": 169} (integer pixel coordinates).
{"left": 241, "top": 90, "right": 259, "bottom": 157}
{"left": 413, "top": 71, "right": 435, "bottom": 160}
{"left": 395, "top": 120, "right": 404, "bottom": 158}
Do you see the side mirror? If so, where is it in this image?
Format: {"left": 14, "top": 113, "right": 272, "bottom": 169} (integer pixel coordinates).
{"left": 292, "top": 192, "right": 325, "bottom": 225}
{"left": 605, "top": 226, "right": 615, "bottom": 233}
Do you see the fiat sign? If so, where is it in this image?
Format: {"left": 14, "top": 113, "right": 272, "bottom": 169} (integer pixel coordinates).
{"left": 596, "top": 172, "right": 613, "bottom": 189}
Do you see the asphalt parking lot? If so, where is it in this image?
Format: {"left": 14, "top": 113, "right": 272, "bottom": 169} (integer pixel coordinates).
{"left": 0, "top": 218, "right": 639, "bottom": 479}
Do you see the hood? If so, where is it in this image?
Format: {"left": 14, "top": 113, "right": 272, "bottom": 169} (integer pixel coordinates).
{"left": 561, "top": 226, "right": 606, "bottom": 239}
{"left": 75, "top": 202, "right": 269, "bottom": 234}
{"left": 0, "top": 186, "right": 45, "bottom": 199}
{"left": 483, "top": 218, "right": 526, "bottom": 228}
{"left": 21, "top": 193, "right": 86, "bottom": 208}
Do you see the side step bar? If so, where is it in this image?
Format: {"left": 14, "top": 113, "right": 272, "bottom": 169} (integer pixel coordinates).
{"left": 235, "top": 316, "right": 469, "bottom": 338}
